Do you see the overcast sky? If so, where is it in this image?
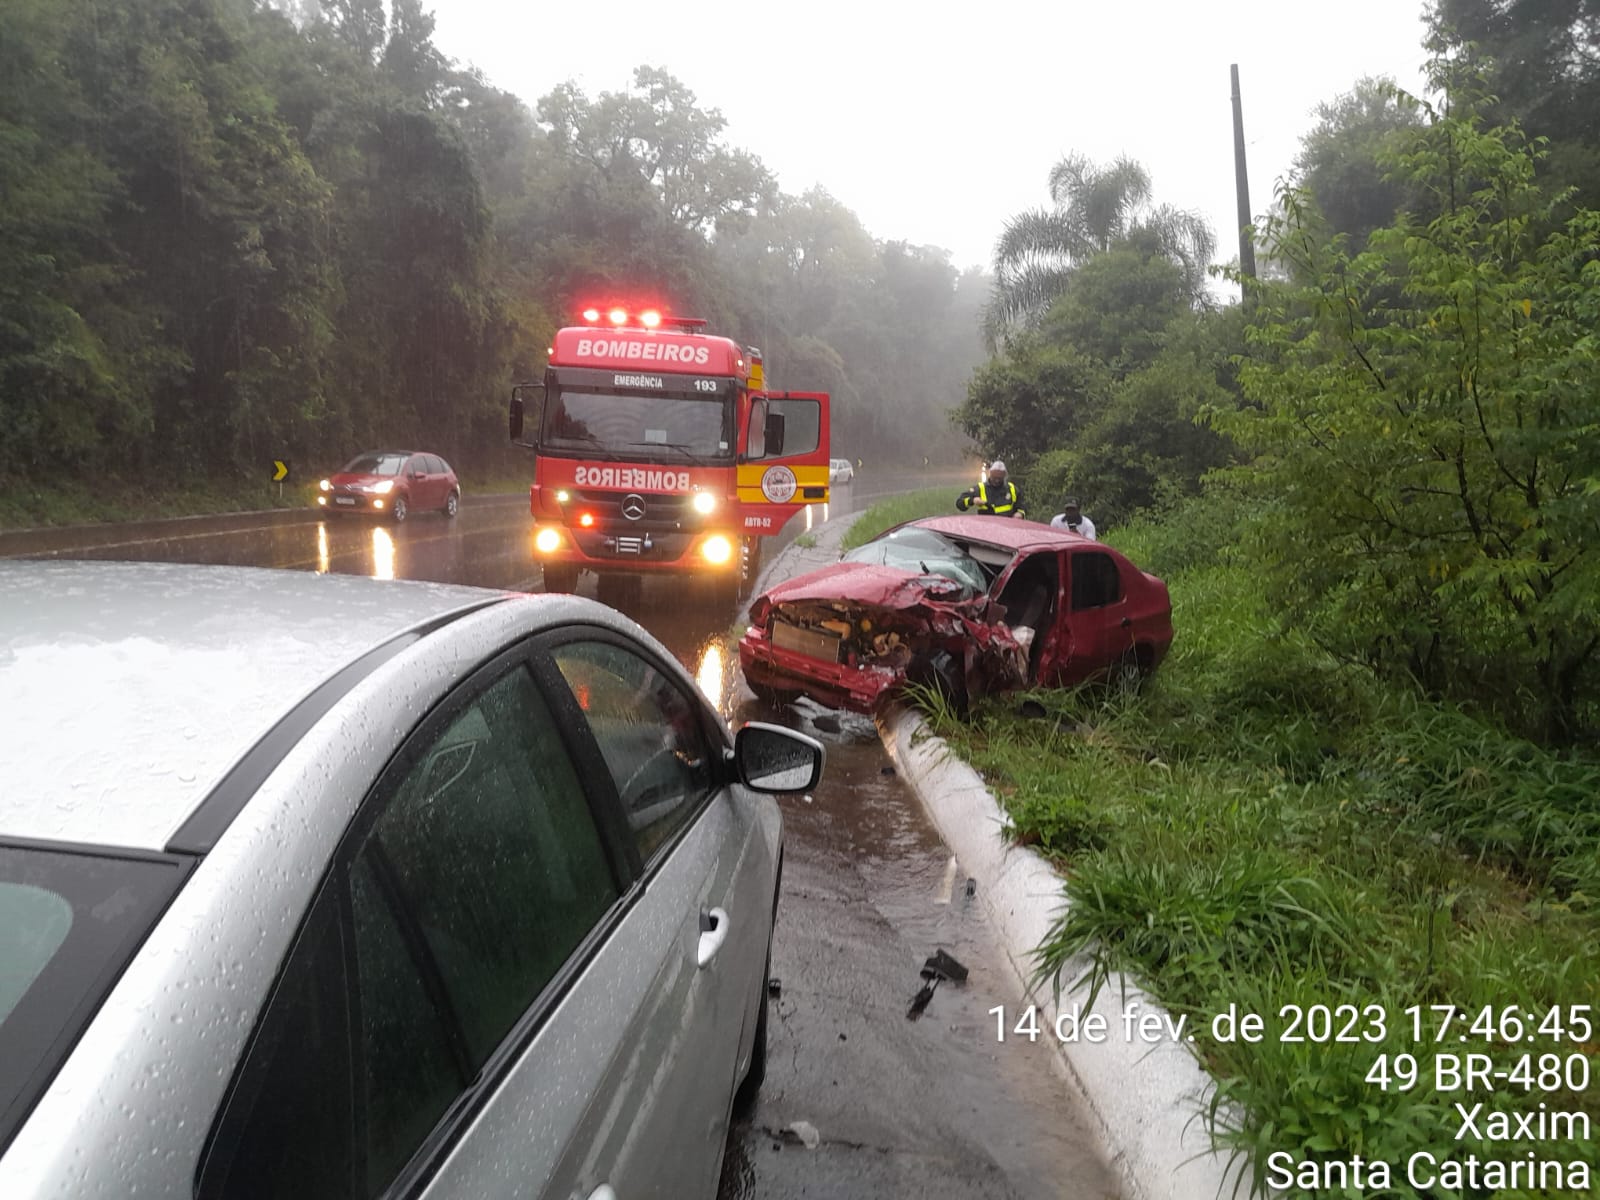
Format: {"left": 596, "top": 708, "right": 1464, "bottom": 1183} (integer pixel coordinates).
{"left": 429, "top": 0, "right": 1435, "bottom": 274}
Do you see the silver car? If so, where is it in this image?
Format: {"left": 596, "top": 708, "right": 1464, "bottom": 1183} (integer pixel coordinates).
{"left": 0, "top": 560, "right": 821, "bottom": 1199}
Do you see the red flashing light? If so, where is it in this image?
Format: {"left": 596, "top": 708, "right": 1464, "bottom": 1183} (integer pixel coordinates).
{"left": 640, "top": 309, "right": 662, "bottom": 328}
{"left": 607, "top": 308, "right": 628, "bottom": 326}
{"left": 578, "top": 512, "right": 596, "bottom": 528}
{"left": 581, "top": 308, "right": 601, "bottom": 323}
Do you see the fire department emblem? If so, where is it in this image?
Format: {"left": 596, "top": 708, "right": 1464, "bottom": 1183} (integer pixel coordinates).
{"left": 760, "top": 466, "right": 798, "bottom": 504}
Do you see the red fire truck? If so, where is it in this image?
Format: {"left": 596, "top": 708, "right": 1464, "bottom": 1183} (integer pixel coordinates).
{"left": 509, "top": 306, "right": 831, "bottom": 602}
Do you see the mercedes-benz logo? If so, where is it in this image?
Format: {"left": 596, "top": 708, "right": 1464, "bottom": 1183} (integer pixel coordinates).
{"left": 621, "top": 493, "right": 646, "bottom": 521}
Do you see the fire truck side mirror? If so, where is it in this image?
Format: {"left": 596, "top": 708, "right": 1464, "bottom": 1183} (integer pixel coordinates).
{"left": 764, "top": 412, "right": 786, "bottom": 458}
{"left": 510, "top": 383, "right": 544, "bottom": 446}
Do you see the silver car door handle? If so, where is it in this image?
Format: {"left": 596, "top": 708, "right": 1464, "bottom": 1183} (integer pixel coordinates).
{"left": 586, "top": 1186, "right": 618, "bottom": 1200}
{"left": 697, "top": 907, "right": 730, "bottom": 968}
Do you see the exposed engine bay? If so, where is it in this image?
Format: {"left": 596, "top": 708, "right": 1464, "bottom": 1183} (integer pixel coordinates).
{"left": 750, "top": 570, "right": 1030, "bottom": 708}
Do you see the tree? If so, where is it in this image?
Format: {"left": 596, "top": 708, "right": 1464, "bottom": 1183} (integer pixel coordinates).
{"left": 1429, "top": 0, "right": 1600, "bottom": 207}
{"left": 953, "top": 334, "right": 1108, "bottom": 474}
{"left": 985, "top": 153, "right": 1215, "bottom": 347}
{"left": 1292, "top": 76, "right": 1427, "bottom": 252}
{"left": 1215, "top": 74, "right": 1600, "bottom": 742}
{"left": 536, "top": 68, "right": 772, "bottom": 237}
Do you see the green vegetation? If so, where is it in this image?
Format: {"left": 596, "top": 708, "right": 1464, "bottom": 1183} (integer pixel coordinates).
{"left": 941, "top": 41, "right": 1600, "bottom": 1185}
{"left": 916, "top": 496, "right": 1600, "bottom": 1196}
{"left": 2, "top": 0, "right": 985, "bottom": 523}
{"left": 1221, "top": 64, "right": 1600, "bottom": 746}
{"left": 839, "top": 488, "right": 955, "bottom": 551}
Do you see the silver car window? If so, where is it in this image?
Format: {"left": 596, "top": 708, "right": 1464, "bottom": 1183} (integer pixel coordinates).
{"left": 200, "top": 665, "right": 620, "bottom": 1199}
{"left": 0, "top": 848, "right": 186, "bottom": 1157}
{"left": 551, "top": 641, "right": 713, "bottom": 864}
{"left": 368, "top": 668, "right": 617, "bottom": 1065}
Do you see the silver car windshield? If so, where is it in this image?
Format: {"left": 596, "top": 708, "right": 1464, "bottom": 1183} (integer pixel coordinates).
{"left": 842, "top": 527, "right": 989, "bottom": 595}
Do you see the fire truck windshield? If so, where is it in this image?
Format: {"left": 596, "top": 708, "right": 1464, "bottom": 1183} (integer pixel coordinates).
{"left": 542, "top": 389, "right": 732, "bottom": 463}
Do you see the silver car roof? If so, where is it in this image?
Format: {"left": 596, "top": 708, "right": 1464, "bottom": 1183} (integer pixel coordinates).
{"left": 0, "top": 560, "right": 509, "bottom": 852}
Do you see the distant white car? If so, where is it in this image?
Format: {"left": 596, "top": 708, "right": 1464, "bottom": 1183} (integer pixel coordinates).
{"left": 829, "top": 458, "right": 855, "bottom": 484}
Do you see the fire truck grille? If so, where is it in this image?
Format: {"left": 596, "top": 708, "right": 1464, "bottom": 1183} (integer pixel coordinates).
{"left": 570, "top": 489, "right": 694, "bottom": 529}
{"left": 570, "top": 530, "right": 692, "bottom": 562}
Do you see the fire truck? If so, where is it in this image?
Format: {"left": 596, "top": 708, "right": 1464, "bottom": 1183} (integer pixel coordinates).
{"left": 509, "top": 306, "right": 831, "bottom": 602}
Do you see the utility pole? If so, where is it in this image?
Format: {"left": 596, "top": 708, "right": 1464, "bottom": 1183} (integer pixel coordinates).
{"left": 1230, "top": 64, "right": 1257, "bottom": 297}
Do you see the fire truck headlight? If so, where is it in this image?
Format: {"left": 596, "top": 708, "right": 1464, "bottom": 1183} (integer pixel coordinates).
{"left": 701, "top": 535, "right": 734, "bottom": 565}
{"left": 535, "top": 527, "right": 562, "bottom": 554}
{"left": 372, "top": 480, "right": 394, "bottom": 495}
{"left": 691, "top": 491, "right": 716, "bottom": 515}
{"left": 555, "top": 489, "right": 570, "bottom": 503}
{"left": 316, "top": 496, "right": 327, "bottom": 506}
{"left": 319, "top": 479, "right": 331, "bottom": 492}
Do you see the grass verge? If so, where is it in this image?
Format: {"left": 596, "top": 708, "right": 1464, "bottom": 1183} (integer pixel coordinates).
{"left": 913, "top": 498, "right": 1600, "bottom": 1198}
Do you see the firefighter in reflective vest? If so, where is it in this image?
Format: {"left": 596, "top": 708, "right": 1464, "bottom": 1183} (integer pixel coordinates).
{"left": 956, "top": 460, "right": 1022, "bottom": 517}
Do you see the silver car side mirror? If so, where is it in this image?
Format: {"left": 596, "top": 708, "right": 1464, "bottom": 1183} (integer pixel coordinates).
{"left": 733, "top": 722, "right": 824, "bottom": 793}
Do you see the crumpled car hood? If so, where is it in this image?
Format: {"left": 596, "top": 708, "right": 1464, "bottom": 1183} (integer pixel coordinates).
{"left": 751, "top": 562, "right": 981, "bottom": 613}
{"left": 744, "top": 562, "right": 1027, "bottom": 712}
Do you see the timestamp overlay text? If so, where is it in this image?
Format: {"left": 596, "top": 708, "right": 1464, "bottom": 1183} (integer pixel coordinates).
{"left": 990, "top": 999, "right": 1596, "bottom": 1193}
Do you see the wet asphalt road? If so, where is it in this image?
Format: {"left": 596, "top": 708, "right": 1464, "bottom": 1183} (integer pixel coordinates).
{"left": 2, "top": 474, "right": 1119, "bottom": 1199}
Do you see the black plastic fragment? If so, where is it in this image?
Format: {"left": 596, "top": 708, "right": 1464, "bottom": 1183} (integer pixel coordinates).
{"left": 906, "top": 978, "right": 937, "bottom": 1020}
{"left": 921, "top": 949, "right": 969, "bottom": 983}
{"left": 767, "top": 978, "right": 782, "bottom": 998}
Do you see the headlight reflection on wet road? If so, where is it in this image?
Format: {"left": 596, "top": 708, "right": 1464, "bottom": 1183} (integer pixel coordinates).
{"left": 371, "top": 527, "right": 395, "bottom": 581}
{"left": 695, "top": 639, "right": 726, "bottom": 714}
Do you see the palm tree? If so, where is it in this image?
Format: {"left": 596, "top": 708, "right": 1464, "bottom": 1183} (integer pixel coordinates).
{"left": 984, "top": 153, "right": 1216, "bottom": 348}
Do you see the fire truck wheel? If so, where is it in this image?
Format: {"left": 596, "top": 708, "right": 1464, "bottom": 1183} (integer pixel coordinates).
{"left": 390, "top": 495, "right": 409, "bottom": 524}
{"left": 541, "top": 562, "right": 579, "bottom": 593}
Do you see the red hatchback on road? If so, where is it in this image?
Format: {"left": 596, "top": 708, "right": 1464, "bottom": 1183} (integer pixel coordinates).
{"left": 317, "top": 451, "right": 460, "bottom": 523}
{"left": 739, "top": 514, "right": 1173, "bottom": 713}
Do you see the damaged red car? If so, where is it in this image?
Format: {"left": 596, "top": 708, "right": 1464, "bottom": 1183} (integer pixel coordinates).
{"left": 738, "top": 515, "right": 1173, "bottom": 713}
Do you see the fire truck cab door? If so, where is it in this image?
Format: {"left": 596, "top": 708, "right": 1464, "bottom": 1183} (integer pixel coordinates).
{"left": 737, "top": 391, "right": 830, "bottom": 512}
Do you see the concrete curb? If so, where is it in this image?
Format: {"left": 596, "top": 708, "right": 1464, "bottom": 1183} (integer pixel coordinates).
{"left": 877, "top": 704, "right": 1249, "bottom": 1200}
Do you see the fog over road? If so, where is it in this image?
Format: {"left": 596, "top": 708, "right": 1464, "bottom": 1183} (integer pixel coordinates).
{"left": 4, "top": 471, "right": 1118, "bottom": 1198}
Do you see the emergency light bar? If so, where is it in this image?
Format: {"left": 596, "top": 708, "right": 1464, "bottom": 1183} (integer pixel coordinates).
{"left": 578, "top": 306, "right": 707, "bottom": 332}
